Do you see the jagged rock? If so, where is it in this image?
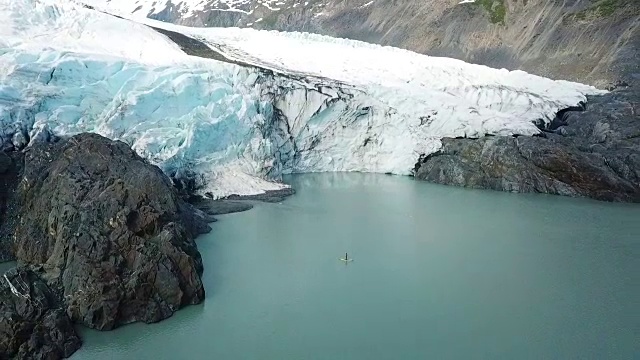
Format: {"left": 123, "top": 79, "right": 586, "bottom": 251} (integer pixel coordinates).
{"left": 415, "top": 87, "right": 640, "bottom": 202}
{"left": 0, "top": 267, "right": 81, "bottom": 360}
{"left": 13, "top": 133, "right": 212, "bottom": 331}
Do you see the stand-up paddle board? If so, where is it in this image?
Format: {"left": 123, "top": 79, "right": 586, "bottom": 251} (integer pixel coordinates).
{"left": 340, "top": 258, "right": 353, "bottom": 262}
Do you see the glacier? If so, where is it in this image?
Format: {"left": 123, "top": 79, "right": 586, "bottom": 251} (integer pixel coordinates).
{"left": 0, "top": 0, "right": 605, "bottom": 198}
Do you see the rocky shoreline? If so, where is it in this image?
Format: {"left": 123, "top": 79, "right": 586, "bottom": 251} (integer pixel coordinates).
{"left": 414, "top": 85, "right": 640, "bottom": 202}
{"left": 0, "top": 133, "right": 291, "bottom": 359}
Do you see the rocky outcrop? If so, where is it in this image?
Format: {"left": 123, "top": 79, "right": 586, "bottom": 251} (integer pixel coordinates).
{"left": 0, "top": 132, "right": 287, "bottom": 358}
{"left": 11, "top": 133, "right": 212, "bottom": 334}
{"left": 414, "top": 86, "right": 640, "bottom": 202}
{"left": 0, "top": 267, "right": 81, "bottom": 359}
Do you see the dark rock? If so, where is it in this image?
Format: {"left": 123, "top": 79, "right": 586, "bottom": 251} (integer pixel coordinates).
{"left": 0, "top": 152, "right": 11, "bottom": 174}
{"left": 0, "top": 267, "right": 81, "bottom": 360}
{"left": 12, "top": 133, "right": 211, "bottom": 331}
{"left": 0, "top": 151, "right": 22, "bottom": 262}
{"left": 415, "top": 87, "right": 640, "bottom": 202}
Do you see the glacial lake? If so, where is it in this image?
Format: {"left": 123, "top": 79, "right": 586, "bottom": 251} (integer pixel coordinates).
{"left": 74, "top": 173, "right": 639, "bottom": 359}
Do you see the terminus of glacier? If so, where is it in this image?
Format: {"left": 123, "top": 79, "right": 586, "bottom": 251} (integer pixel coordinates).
{"left": 0, "top": 33, "right": 604, "bottom": 198}
{"left": 0, "top": 58, "right": 602, "bottom": 198}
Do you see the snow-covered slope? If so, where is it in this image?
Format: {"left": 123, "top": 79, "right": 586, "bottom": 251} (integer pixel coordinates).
{"left": 1, "top": 0, "right": 604, "bottom": 198}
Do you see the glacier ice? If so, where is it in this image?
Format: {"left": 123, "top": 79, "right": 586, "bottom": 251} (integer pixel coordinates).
{"left": 0, "top": 0, "right": 606, "bottom": 198}
{"left": 0, "top": 47, "right": 285, "bottom": 197}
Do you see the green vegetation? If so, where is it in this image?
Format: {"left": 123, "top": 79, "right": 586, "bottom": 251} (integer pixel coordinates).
{"left": 476, "top": 0, "right": 506, "bottom": 25}
{"left": 573, "top": 0, "right": 621, "bottom": 21}
{"left": 597, "top": 0, "right": 621, "bottom": 16}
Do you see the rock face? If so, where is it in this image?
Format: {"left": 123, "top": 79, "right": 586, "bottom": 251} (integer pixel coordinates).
{"left": 0, "top": 267, "right": 81, "bottom": 359}
{"left": 0, "top": 151, "right": 21, "bottom": 262}
{"left": 415, "top": 86, "right": 640, "bottom": 202}
{"left": 12, "top": 133, "right": 212, "bottom": 331}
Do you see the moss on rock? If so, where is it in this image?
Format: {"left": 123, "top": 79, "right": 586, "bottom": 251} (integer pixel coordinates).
{"left": 476, "top": 0, "right": 506, "bottom": 24}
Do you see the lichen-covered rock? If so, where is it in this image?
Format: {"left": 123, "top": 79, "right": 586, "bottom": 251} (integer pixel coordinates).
{"left": 0, "top": 267, "right": 81, "bottom": 360}
{"left": 13, "top": 133, "right": 212, "bottom": 330}
{"left": 415, "top": 87, "right": 640, "bottom": 202}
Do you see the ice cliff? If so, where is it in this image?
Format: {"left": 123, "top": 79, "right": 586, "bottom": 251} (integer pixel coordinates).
{"left": 0, "top": 0, "right": 604, "bottom": 198}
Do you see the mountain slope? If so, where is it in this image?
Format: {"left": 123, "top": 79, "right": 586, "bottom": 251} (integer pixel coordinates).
{"left": 88, "top": 0, "right": 640, "bottom": 87}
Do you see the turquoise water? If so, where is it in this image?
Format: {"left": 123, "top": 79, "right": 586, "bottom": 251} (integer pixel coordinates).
{"left": 74, "top": 173, "right": 639, "bottom": 359}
